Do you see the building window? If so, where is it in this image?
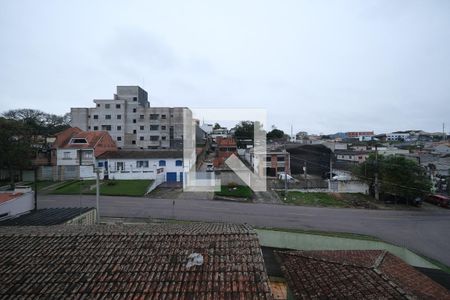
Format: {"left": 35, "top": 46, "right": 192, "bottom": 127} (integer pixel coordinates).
{"left": 140, "top": 126, "right": 144, "bottom": 130}
{"left": 132, "top": 140, "right": 136, "bottom": 145}
{"left": 98, "top": 162, "right": 104, "bottom": 167}
{"left": 116, "top": 104, "right": 121, "bottom": 109}
{"left": 266, "top": 157, "right": 271, "bottom": 162}
{"left": 150, "top": 114, "right": 159, "bottom": 120}
{"left": 88, "top": 126, "right": 91, "bottom": 130}
{"left": 105, "top": 104, "right": 110, "bottom": 109}
{"left": 93, "top": 115, "right": 98, "bottom": 119}
{"left": 150, "top": 125, "right": 159, "bottom": 131}
{"left": 105, "top": 115, "right": 111, "bottom": 119}
{"left": 161, "top": 125, "right": 166, "bottom": 130}
{"left": 116, "top": 162, "right": 124, "bottom": 171}
{"left": 133, "top": 130, "right": 137, "bottom": 134}
{"left": 133, "top": 108, "right": 137, "bottom": 113}
{"left": 176, "top": 160, "right": 182, "bottom": 166}
{"left": 133, "top": 97, "right": 137, "bottom": 101}
{"left": 63, "top": 152, "right": 70, "bottom": 159}
{"left": 117, "top": 115, "right": 121, "bottom": 119}
{"left": 161, "top": 114, "right": 167, "bottom": 119}
{"left": 133, "top": 119, "right": 136, "bottom": 123}
{"left": 140, "top": 136, "right": 144, "bottom": 141}
{"left": 117, "top": 136, "right": 122, "bottom": 141}
{"left": 93, "top": 126, "right": 98, "bottom": 130}
{"left": 278, "top": 156, "right": 285, "bottom": 161}
{"left": 140, "top": 115, "right": 144, "bottom": 119}
{"left": 136, "top": 160, "right": 149, "bottom": 168}
{"left": 159, "top": 160, "right": 166, "bottom": 167}
{"left": 117, "top": 126, "right": 121, "bottom": 130}
{"left": 161, "top": 136, "right": 167, "bottom": 140}
{"left": 97, "top": 104, "right": 100, "bottom": 107}
{"left": 150, "top": 136, "right": 159, "bottom": 141}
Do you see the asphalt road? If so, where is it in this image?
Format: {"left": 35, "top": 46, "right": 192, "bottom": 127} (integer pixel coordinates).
{"left": 38, "top": 194, "right": 450, "bottom": 266}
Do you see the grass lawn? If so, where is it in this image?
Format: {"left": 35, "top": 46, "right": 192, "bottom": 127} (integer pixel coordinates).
{"left": 51, "top": 180, "right": 95, "bottom": 195}
{"left": 51, "top": 180, "right": 153, "bottom": 197}
{"left": 216, "top": 185, "right": 253, "bottom": 199}
{"left": 34, "top": 181, "right": 58, "bottom": 191}
{"left": 282, "top": 191, "right": 349, "bottom": 207}
{"left": 92, "top": 180, "right": 153, "bottom": 197}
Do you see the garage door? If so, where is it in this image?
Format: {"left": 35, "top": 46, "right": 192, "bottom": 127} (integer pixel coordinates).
{"left": 166, "top": 172, "right": 177, "bottom": 182}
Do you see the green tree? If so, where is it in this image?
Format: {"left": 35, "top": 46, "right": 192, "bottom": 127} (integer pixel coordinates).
{"left": 234, "top": 121, "right": 265, "bottom": 148}
{"left": 213, "top": 123, "right": 221, "bottom": 130}
{"left": 0, "top": 118, "right": 33, "bottom": 186}
{"left": 267, "top": 128, "right": 286, "bottom": 140}
{"left": 354, "top": 154, "right": 431, "bottom": 202}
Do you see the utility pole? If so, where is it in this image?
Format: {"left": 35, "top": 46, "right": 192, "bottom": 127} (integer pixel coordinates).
{"left": 304, "top": 161, "right": 308, "bottom": 191}
{"left": 34, "top": 167, "right": 38, "bottom": 211}
{"left": 329, "top": 156, "right": 333, "bottom": 192}
{"left": 443, "top": 122, "right": 446, "bottom": 141}
{"left": 374, "top": 145, "right": 379, "bottom": 201}
{"left": 284, "top": 147, "right": 288, "bottom": 196}
{"left": 95, "top": 168, "right": 100, "bottom": 224}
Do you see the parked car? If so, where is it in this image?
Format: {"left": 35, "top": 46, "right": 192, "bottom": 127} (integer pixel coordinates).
{"left": 278, "top": 172, "right": 296, "bottom": 182}
{"left": 425, "top": 194, "right": 450, "bottom": 208}
{"left": 206, "top": 163, "right": 214, "bottom": 172}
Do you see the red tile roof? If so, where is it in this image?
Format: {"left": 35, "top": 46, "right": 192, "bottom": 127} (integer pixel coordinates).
{"left": 0, "top": 193, "right": 23, "bottom": 204}
{"left": 62, "top": 131, "right": 109, "bottom": 149}
{"left": 0, "top": 223, "right": 273, "bottom": 299}
{"left": 276, "top": 250, "right": 450, "bottom": 299}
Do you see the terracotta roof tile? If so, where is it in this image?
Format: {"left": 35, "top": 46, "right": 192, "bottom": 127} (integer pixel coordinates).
{"left": 276, "top": 250, "right": 450, "bottom": 300}
{"left": 0, "top": 193, "right": 23, "bottom": 204}
{"left": 0, "top": 223, "right": 273, "bottom": 299}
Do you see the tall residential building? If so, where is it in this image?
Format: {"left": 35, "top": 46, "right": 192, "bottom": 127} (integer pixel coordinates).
{"left": 70, "top": 86, "right": 188, "bottom": 149}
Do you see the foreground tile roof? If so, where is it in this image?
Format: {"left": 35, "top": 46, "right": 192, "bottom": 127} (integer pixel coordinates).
{"left": 0, "top": 223, "right": 273, "bottom": 299}
{"left": 276, "top": 250, "right": 450, "bottom": 300}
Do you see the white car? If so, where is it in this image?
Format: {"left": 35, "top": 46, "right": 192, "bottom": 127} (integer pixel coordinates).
{"left": 278, "top": 173, "right": 296, "bottom": 181}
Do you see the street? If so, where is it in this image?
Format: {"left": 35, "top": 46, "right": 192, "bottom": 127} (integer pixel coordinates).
{"left": 38, "top": 194, "right": 450, "bottom": 266}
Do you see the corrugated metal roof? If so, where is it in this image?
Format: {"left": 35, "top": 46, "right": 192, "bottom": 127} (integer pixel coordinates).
{"left": 0, "top": 223, "right": 273, "bottom": 299}
{"left": 0, "top": 208, "right": 94, "bottom": 226}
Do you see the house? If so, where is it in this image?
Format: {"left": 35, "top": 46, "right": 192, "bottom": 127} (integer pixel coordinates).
{"left": 335, "top": 149, "right": 369, "bottom": 163}
{"left": 214, "top": 137, "right": 237, "bottom": 168}
{"left": 97, "top": 150, "right": 184, "bottom": 182}
{"left": 70, "top": 86, "right": 189, "bottom": 149}
{"left": 387, "top": 132, "right": 410, "bottom": 142}
{"left": 276, "top": 250, "right": 450, "bottom": 299}
{"left": 245, "top": 148, "right": 291, "bottom": 177}
{"left": 0, "top": 223, "right": 273, "bottom": 299}
{"left": 55, "top": 129, "right": 117, "bottom": 180}
{"left": 0, "top": 207, "right": 96, "bottom": 226}
{"left": 346, "top": 131, "right": 374, "bottom": 138}
{"left": 0, "top": 186, "right": 34, "bottom": 221}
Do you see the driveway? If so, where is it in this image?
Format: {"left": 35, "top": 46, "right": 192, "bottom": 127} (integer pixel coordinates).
{"left": 37, "top": 194, "right": 450, "bottom": 266}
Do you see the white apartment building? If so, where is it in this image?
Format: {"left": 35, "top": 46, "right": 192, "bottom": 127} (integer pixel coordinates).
{"left": 71, "top": 86, "right": 189, "bottom": 149}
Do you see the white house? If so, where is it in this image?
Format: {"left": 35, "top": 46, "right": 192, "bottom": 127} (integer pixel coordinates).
{"left": 386, "top": 133, "right": 410, "bottom": 141}
{"left": 0, "top": 187, "right": 34, "bottom": 221}
{"left": 335, "top": 150, "right": 369, "bottom": 164}
{"left": 97, "top": 150, "right": 184, "bottom": 182}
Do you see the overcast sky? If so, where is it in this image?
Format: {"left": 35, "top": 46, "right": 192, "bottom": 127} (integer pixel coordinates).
{"left": 1, "top": 0, "right": 449, "bottom": 134}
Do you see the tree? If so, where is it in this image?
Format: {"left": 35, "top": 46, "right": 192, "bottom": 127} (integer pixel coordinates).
{"left": 2, "top": 108, "right": 70, "bottom": 136}
{"left": 354, "top": 154, "right": 431, "bottom": 202}
{"left": 234, "top": 121, "right": 265, "bottom": 148}
{"left": 0, "top": 118, "right": 33, "bottom": 185}
{"left": 213, "top": 123, "right": 221, "bottom": 130}
{"left": 267, "top": 128, "right": 286, "bottom": 140}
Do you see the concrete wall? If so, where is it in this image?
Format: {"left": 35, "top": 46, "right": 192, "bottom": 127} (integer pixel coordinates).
{"left": 0, "top": 191, "right": 34, "bottom": 219}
